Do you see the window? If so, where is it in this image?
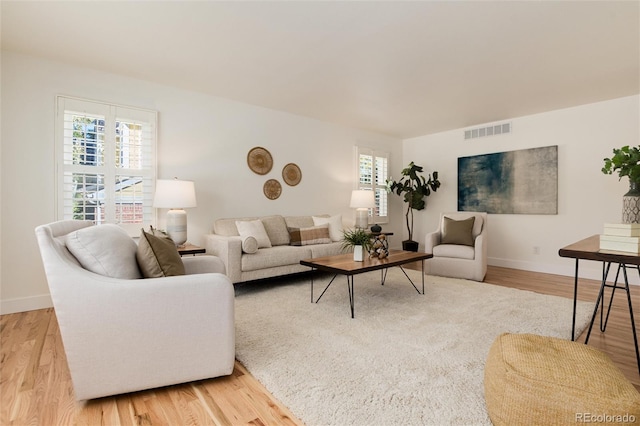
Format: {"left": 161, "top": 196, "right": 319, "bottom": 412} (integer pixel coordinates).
{"left": 356, "top": 147, "right": 389, "bottom": 223}
{"left": 55, "top": 96, "right": 157, "bottom": 235}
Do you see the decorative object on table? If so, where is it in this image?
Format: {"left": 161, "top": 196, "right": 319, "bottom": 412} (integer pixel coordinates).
{"left": 341, "top": 227, "right": 373, "bottom": 261}
{"left": 370, "top": 223, "right": 382, "bottom": 233}
{"left": 153, "top": 178, "right": 197, "bottom": 245}
{"left": 458, "top": 145, "right": 558, "bottom": 214}
{"left": 369, "top": 234, "right": 389, "bottom": 259}
{"left": 386, "top": 162, "right": 441, "bottom": 252}
{"left": 282, "top": 163, "right": 302, "bottom": 186}
{"left": 247, "top": 146, "right": 273, "bottom": 175}
{"left": 263, "top": 179, "right": 282, "bottom": 200}
{"left": 600, "top": 223, "right": 640, "bottom": 253}
{"left": 602, "top": 145, "right": 640, "bottom": 224}
{"left": 350, "top": 190, "right": 375, "bottom": 229}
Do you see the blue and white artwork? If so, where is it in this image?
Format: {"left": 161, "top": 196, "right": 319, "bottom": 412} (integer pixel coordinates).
{"left": 458, "top": 145, "right": 558, "bottom": 214}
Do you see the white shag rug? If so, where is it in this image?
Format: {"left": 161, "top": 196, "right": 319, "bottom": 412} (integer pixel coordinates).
{"left": 234, "top": 268, "right": 593, "bottom": 426}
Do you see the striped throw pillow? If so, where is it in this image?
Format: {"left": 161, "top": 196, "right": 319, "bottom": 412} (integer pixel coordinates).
{"left": 289, "top": 225, "right": 331, "bottom": 246}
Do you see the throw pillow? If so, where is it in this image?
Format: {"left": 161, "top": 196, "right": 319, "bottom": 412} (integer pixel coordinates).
{"left": 441, "top": 216, "right": 475, "bottom": 246}
{"left": 236, "top": 220, "right": 272, "bottom": 248}
{"left": 66, "top": 224, "right": 142, "bottom": 279}
{"left": 136, "top": 229, "right": 186, "bottom": 278}
{"left": 312, "top": 214, "right": 343, "bottom": 242}
{"left": 289, "top": 224, "right": 331, "bottom": 246}
{"left": 242, "top": 236, "right": 259, "bottom": 254}
{"left": 260, "top": 215, "right": 290, "bottom": 246}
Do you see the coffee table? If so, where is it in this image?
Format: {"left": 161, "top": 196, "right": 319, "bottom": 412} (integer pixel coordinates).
{"left": 300, "top": 249, "right": 433, "bottom": 318}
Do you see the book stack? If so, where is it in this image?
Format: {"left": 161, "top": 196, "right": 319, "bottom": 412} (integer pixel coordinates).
{"left": 600, "top": 223, "right": 640, "bottom": 253}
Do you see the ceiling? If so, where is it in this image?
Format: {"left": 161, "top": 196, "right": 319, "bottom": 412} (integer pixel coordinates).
{"left": 2, "top": 1, "right": 639, "bottom": 139}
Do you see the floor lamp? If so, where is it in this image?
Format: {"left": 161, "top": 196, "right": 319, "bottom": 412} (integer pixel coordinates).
{"left": 153, "top": 178, "right": 197, "bottom": 245}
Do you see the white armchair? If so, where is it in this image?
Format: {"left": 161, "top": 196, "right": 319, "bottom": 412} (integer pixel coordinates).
{"left": 35, "top": 220, "right": 235, "bottom": 400}
{"left": 424, "top": 212, "right": 488, "bottom": 281}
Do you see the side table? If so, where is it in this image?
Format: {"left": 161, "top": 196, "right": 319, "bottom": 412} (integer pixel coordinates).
{"left": 178, "top": 244, "right": 206, "bottom": 256}
{"left": 559, "top": 235, "right": 639, "bottom": 374}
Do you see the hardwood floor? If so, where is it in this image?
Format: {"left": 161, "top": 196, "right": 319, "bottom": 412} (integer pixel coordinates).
{"left": 1, "top": 266, "right": 638, "bottom": 425}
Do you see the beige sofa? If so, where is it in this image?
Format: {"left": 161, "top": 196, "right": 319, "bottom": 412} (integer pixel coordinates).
{"left": 205, "top": 214, "right": 345, "bottom": 283}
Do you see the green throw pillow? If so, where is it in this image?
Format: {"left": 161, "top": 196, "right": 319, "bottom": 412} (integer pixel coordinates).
{"left": 136, "top": 228, "right": 185, "bottom": 278}
{"left": 441, "top": 216, "right": 475, "bottom": 246}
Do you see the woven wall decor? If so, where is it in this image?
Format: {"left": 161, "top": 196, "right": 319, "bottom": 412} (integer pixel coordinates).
{"left": 282, "top": 163, "right": 302, "bottom": 186}
{"left": 247, "top": 146, "right": 273, "bottom": 175}
{"left": 263, "top": 179, "right": 282, "bottom": 200}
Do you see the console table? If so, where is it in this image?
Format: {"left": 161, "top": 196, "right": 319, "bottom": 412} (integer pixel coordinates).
{"left": 559, "top": 235, "right": 639, "bottom": 374}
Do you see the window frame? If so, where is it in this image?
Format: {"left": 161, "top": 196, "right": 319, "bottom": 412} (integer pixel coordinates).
{"left": 355, "top": 146, "right": 389, "bottom": 224}
{"left": 55, "top": 96, "right": 157, "bottom": 236}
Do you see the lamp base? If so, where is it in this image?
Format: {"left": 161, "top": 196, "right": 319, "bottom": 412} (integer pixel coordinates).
{"left": 355, "top": 208, "right": 369, "bottom": 229}
{"left": 166, "top": 209, "right": 188, "bottom": 245}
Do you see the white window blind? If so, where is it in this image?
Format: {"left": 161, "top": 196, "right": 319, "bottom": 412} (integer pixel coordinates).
{"left": 356, "top": 146, "right": 389, "bottom": 223}
{"left": 56, "top": 96, "right": 157, "bottom": 235}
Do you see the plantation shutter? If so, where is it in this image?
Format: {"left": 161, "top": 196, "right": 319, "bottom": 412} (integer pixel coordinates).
{"left": 56, "top": 96, "right": 157, "bottom": 235}
{"left": 356, "top": 147, "right": 389, "bottom": 223}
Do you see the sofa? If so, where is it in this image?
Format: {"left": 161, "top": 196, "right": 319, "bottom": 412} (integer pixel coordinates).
{"left": 35, "top": 220, "right": 235, "bottom": 400}
{"left": 205, "top": 214, "right": 346, "bottom": 283}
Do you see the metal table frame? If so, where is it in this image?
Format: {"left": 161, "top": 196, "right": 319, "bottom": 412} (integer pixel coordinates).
{"left": 301, "top": 250, "right": 432, "bottom": 318}
{"left": 559, "top": 235, "right": 639, "bottom": 374}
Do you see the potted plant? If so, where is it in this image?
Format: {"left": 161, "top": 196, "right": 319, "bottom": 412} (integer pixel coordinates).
{"left": 341, "top": 228, "right": 372, "bottom": 261}
{"left": 602, "top": 145, "right": 640, "bottom": 223}
{"left": 387, "top": 162, "right": 441, "bottom": 251}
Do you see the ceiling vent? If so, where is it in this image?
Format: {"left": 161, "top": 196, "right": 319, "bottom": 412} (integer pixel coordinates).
{"left": 464, "top": 122, "right": 511, "bottom": 140}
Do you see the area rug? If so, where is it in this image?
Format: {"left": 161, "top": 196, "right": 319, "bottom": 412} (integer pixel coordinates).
{"left": 234, "top": 268, "right": 593, "bottom": 426}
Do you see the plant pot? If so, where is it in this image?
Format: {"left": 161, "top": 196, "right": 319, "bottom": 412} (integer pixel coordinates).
{"left": 622, "top": 181, "right": 640, "bottom": 224}
{"left": 353, "top": 245, "right": 364, "bottom": 261}
{"left": 402, "top": 240, "right": 419, "bottom": 252}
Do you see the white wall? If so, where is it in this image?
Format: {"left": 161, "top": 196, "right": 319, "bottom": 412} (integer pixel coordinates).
{"left": 403, "top": 95, "right": 640, "bottom": 283}
{"left": 0, "top": 51, "right": 403, "bottom": 314}
{"left": 2, "top": 50, "right": 637, "bottom": 314}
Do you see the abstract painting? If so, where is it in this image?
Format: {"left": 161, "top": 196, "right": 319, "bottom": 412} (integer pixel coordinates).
{"left": 458, "top": 145, "right": 558, "bottom": 214}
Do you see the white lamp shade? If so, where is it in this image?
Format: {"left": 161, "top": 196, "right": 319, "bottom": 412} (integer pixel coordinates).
{"left": 350, "top": 190, "right": 375, "bottom": 209}
{"left": 153, "top": 179, "right": 197, "bottom": 209}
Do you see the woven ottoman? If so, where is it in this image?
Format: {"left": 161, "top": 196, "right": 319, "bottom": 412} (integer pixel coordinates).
{"left": 484, "top": 333, "right": 640, "bottom": 425}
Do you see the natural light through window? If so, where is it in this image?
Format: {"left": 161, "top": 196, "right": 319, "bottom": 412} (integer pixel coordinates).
{"left": 56, "top": 96, "right": 157, "bottom": 234}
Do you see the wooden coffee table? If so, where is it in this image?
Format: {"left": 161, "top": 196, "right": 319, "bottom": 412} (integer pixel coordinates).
{"left": 300, "top": 249, "right": 433, "bottom": 318}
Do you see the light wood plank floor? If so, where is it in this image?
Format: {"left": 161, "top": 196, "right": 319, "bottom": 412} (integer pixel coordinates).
{"left": 1, "top": 266, "right": 638, "bottom": 425}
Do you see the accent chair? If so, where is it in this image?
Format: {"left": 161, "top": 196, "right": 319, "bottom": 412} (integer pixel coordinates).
{"left": 35, "top": 220, "right": 235, "bottom": 400}
{"left": 424, "top": 211, "right": 488, "bottom": 281}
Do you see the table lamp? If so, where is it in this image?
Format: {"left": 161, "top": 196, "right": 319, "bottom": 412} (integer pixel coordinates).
{"left": 153, "top": 178, "right": 197, "bottom": 245}
{"left": 350, "top": 190, "right": 375, "bottom": 229}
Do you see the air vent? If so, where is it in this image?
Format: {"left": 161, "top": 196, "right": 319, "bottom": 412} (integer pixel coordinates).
{"left": 464, "top": 122, "right": 511, "bottom": 140}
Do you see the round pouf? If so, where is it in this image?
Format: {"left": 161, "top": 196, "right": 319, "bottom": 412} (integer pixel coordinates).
{"left": 484, "top": 333, "right": 640, "bottom": 426}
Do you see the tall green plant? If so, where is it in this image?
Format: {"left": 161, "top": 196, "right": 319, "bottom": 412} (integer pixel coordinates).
{"left": 386, "top": 162, "right": 441, "bottom": 242}
{"left": 602, "top": 145, "right": 640, "bottom": 185}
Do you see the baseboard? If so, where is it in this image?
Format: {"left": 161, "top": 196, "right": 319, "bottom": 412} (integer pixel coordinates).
{"left": 0, "top": 294, "right": 53, "bottom": 315}
{"left": 489, "top": 257, "right": 640, "bottom": 286}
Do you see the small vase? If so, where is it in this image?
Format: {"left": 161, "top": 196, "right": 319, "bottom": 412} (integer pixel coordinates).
{"left": 622, "top": 181, "right": 640, "bottom": 224}
{"left": 353, "top": 245, "right": 364, "bottom": 262}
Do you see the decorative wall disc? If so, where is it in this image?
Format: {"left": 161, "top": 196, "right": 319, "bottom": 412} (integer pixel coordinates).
{"left": 247, "top": 147, "right": 273, "bottom": 175}
{"left": 282, "top": 163, "right": 302, "bottom": 186}
{"left": 263, "top": 179, "right": 282, "bottom": 200}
